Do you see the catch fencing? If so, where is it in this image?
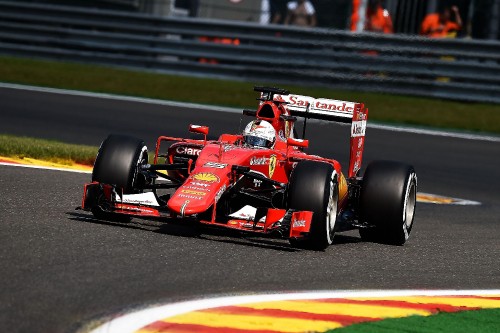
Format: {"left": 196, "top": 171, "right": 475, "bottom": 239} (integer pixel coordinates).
{"left": 0, "top": 0, "right": 499, "bottom": 103}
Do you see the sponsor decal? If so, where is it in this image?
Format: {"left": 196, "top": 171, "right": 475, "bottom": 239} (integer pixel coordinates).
{"left": 315, "top": 101, "right": 353, "bottom": 112}
{"left": 215, "top": 185, "right": 227, "bottom": 202}
{"left": 183, "top": 185, "right": 211, "bottom": 192}
{"left": 121, "top": 198, "right": 156, "bottom": 205}
{"left": 223, "top": 144, "right": 234, "bottom": 152}
{"left": 357, "top": 111, "right": 367, "bottom": 121}
{"left": 115, "top": 204, "right": 159, "bottom": 216}
{"left": 285, "top": 121, "right": 291, "bottom": 138}
{"left": 190, "top": 182, "right": 210, "bottom": 188}
{"left": 119, "top": 192, "right": 160, "bottom": 206}
{"left": 269, "top": 155, "right": 277, "bottom": 178}
{"left": 279, "top": 95, "right": 357, "bottom": 118}
{"left": 288, "top": 96, "right": 354, "bottom": 112}
{"left": 192, "top": 172, "right": 220, "bottom": 183}
{"left": 293, "top": 219, "right": 307, "bottom": 228}
{"left": 250, "top": 156, "right": 270, "bottom": 166}
{"left": 181, "top": 189, "right": 206, "bottom": 196}
{"left": 203, "top": 162, "right": 227, "bottom": 169}
{"left": 178, "top": 194, "right": 203, "bottom": 200}
{"left": 288, "top": 95, "right": 311, "bottom": 107}
{"left": 278, "top": 130, "right": 286, "bottom": 141}
{"left": 351, "top": 121, "right": 366, "bottom": 137}
{"left": 176, "top": 146, "right": 201, "bottom": 156}
{"left": 353, "top": 161, "right": 360, "bottom": 174}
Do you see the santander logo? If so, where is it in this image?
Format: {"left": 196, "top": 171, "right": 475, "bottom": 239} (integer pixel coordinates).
{"left": 285, "top": 95, "right": 354, "bottom": 113}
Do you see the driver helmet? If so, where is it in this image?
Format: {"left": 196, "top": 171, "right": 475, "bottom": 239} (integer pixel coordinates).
{"left": 243, "top": 120, "right": 276, "bottom": 149}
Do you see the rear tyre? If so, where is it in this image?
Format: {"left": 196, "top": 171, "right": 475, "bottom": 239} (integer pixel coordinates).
{"left": 288, "top": 161, "right": 338, "bottom": 250}
{"left": 92, "top": 134, "right": 148, "bottom": 193}
{"left": 359, "top": 160, "right": 417, "bottom": 245}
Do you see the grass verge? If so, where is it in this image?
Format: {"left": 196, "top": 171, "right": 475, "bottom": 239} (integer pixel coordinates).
{"left": 328, "top": 308, "right": 500, "bottom": 333}
{"left": 1, "top": 56, "right": 500, "bottom": 134}
{"left": 0, "top": 134, "right": 97, "bottom": 166}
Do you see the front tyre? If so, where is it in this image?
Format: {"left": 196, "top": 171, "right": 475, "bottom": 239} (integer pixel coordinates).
{"left": 359, "top": 160, "right": 417, "bottom": 245}
{"left": 92, "top": 134, "right": 148, "bottom": 193}
{"left": 288, "top": 161, "right": 338, "bottom": 250}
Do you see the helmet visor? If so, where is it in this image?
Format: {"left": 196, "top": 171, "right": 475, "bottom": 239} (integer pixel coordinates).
{"left": 244, "top": 135, "right": 271, "bottom": 148}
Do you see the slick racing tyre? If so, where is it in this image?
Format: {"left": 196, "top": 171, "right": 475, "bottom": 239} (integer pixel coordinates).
{"left": 359, "top": 160, "right": 417, "bottom": 245}
{"left": 288, "top": 161, "right": 338, "bottom": 250}
{"left": 92, "top": 134, "right": 148, "bottom": 193}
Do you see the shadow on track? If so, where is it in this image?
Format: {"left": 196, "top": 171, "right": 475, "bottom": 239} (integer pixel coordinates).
{"left": 67, "top": 211, "right": 362, "bottom": 252}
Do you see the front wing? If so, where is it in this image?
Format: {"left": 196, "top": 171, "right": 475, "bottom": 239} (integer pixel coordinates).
{"left": 81, "top": 182, "right": 313, "bottom": 239}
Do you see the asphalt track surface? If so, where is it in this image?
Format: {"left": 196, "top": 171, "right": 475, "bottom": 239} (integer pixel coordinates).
{"left": 0, "top": 86, "right": 499, "bottom": 333}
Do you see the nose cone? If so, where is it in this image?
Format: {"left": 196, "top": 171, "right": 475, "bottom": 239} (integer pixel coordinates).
{"left": 167, "top": 171, "right": 226, "bottom": 217}
{"left": 168, "top": 193, "right": 210, "bottom": 216}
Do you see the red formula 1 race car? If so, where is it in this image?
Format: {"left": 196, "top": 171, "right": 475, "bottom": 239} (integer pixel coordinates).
{"left": 81, "top": 87, "right": 417, "bottom": 250}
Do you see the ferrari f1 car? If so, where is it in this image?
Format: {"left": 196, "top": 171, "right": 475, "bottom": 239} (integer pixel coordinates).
{"left": 81, "top": 87, "right": 417, "bottom": 250}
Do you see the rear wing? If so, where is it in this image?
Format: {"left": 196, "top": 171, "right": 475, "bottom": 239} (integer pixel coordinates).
{"left": 273, "top": 93, "right": 369, "bottom": 178}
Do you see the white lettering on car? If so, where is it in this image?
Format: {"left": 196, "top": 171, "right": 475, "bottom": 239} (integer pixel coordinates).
{"left": 351, "top": 121, "right": 366, "bottom": 137}
{"left": 203, "top": 162, "right": 227, "bottom": 169}
{"left": 293, "top": 219, "right": 306, "bottom": 228}
{"left": 250, "top": 156, "right": 270, "bottom": 166}
{"left": 190, "top": 182, "right": 210, "bottom": 188}
{"left": 176, "top": 146, "right": 201, "bottom": 156}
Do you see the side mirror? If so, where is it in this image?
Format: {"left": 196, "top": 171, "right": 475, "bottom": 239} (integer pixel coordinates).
{"left": 287, "top": 137, "right": 309, "bottom": 148}
{"left": 189, "top": 124, "right": 209, "bottom": 135}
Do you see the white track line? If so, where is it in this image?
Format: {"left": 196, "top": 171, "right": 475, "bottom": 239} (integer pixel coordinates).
{"left": 2, "top": 82, "right": 499, "bottom": 142}
{"left": 90, "top": 289, "right": 500, "bottom": 333}
{"left": 0, "top": 82, "right": 238, "bottom": 113}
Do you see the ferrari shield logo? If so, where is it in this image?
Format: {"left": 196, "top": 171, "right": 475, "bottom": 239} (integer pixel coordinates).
{"left": 269, "top": 155, "right": 277, "bottom": 178}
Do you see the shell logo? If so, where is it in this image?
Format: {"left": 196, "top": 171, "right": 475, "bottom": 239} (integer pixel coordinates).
{"left": 192, "top": 172, "right": 219, "bottom": 183}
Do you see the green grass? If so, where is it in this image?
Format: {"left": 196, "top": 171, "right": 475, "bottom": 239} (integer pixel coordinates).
{"left": 1, "top": 56, "right": 500, "bottom": 134}
{"left": 0, "top": 134, "right": 97, "bottom": 166}
{"left": 328, "top": 308, "right": 500, "bottom": 333}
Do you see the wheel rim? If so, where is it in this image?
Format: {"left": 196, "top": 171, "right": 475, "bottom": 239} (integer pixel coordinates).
{"left": 131, "top": 146, "right": 148, "bottom": 191}
{"left": 326, "top": 179, "right": 338, "bottom": 244}
{"left": 402, "top": 174, "right": 417, "bottom": 238}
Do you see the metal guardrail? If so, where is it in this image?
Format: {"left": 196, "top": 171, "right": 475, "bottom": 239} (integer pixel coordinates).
{"left": 0, "top": 0, "right": 499, "bottom": 103}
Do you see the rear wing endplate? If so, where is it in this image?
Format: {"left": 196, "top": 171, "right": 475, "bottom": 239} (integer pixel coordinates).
{"left": 274, "top": 93, "right": 369, "bottom": 178}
